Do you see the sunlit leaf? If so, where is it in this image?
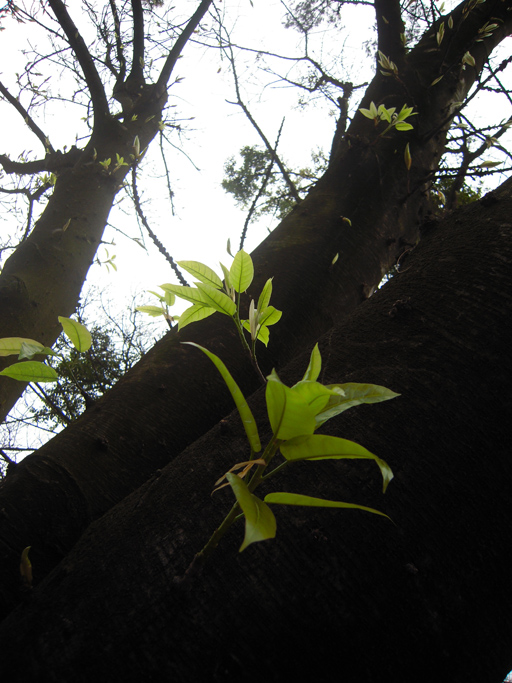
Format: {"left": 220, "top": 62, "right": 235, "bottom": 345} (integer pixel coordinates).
{"left": 160, "top": 284, "right": 210, "bottom": 306}
{"left": 230, "top": 250, "right": 254, "bottom": 293}
{"left": 177, "top": 261, "right": 223, "bottom": 289}
{"left": 0, "top": 361, "right": 58, "bottom": 382}
{"left": 58, "top": 316, "right": 92, "bottom": 352}
{"left": 264, "top": 492, "right": 390, "bottom": 518}
{"left": 0, "top": 337, "right": 44, "bottom": 357}
{"left": 315, "top": 382, "right": 400, "bottom": 428}
{"left": 258, "top": 306, "right": 282, "bottom": 328}
{"left": 302, "top": 343, "right": 322, "bottom": 382}
{"left": 183, "top": 342, "right": 261, "bottom": 452}
{"left": 194, "top": 282, "right": 237, "bottom": 317}
{"left": 265, "top": 371, "right": 337, "bottom": 440}
{"left": 19, "top": 341, "right": 56, "bottom": 360}
{"left": 135, "top": 305, "right": 167, "bottom": 317}
{"left": 257, "top": 278, "right": 273, "bottom": 312}
{"left": 279, "top": 434, "right": 393, "bottom": 492}
{"left": 177, "top": 304, "right": 216, "bottom": 330}
{"left": 395, "top": 122, "right": 414, "bottom": 131}
{"left": 227, "top": 473, "right": 276, "bottom": 551}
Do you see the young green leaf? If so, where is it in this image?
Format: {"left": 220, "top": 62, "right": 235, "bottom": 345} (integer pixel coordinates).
{"left": 183, "top": 342, "right": 261, "bottom": 453}
{"left": 315, "top": 383, "right": 400, "bottom": 428}
{"left": 219, "top": 262, "right": 233, "bottom": 293}
{"left": 194, "top": 282, "right": 237, "bottom": 317}
{"left": 177, "top": 261, "right": 223, "bottom": 289}
{"left": 257, "top": 278, "right": 273, "bottom": 312}
{"left": 160, "top": 284, "right": 210, "bottom": 306}
{"left": 257, "top": 306, "right": 282, "bottom": 328}
{"left": 230, "top": 250, "right": 254, "bottom": 293}
{"left": 302, "top": 343, "right": 322, "bottom": 382}
{"left": 58, "top": 316, "right": 92, "bottom": 352}
{"left": 19, "top": 341, "right": 56, "bottom": 360}
{"left": 0, "top": 361, "right": 58, "bottom": 382}
{"left": 279, "top": 434, "right": 393, "bottom": 492}
{"left": 266, "top": 371, "right": 337, "bottom": 440}
{"left": 243, "top": 321, "right": 270, "bottom": 346}
{"left": 227, "top": 473, "right": 277, "bottom": 551}
{"left": 135, "top": 305, "right": 168, "bottom": 317}
{"left": 264, "top": 492, "right": 390, "bottom": 519}
{"left": 177, "top": 304, "right": 216, "bottom": 330}
{"left": 404, "top": 142, "right": 412, "bottom": 171}
{"left": 0, "top": 337, "right": 45, "bottom": 357}
{"left": 395, "top": 122, "right": 414, "bottom": 131}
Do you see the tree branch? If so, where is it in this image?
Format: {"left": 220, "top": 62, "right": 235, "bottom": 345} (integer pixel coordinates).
{"left": 155, "top": 0, "right": 214, "bottom": 98}
{"left": 0, "top": 147, "right": 81, "bottom": 176}
{"left": 130, "top": 167, "right": 188, "bottom": 286}
{"left": 47, "top": 0, "right": 110, "bottom": 124}
{"left": 374, "top": 0, "right": 406, "bottom": 62}
{"left": 130, "top": 0, "right": 145, "bottom": 84}
{"left": 0, "top": 80, "right": 55, "bottom": 153}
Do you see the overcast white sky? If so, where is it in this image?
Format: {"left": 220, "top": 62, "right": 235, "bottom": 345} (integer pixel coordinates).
{"left": 1, "top": 0, "right": 366, "bottom": 317}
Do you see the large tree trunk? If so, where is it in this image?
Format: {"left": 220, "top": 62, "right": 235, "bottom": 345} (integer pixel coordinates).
{"left": 0, "top": 175, "right": 511, "bottom": 682}
{"left": 1, "top": 0, "right": 511, "bottom": 621}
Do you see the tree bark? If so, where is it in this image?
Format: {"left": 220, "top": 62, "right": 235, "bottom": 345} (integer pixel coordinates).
{"left": 1, "top": 0, "right": 512, "bottom": 621}
{"left": 1, "top": 176, "right": 511, "bottom": 682}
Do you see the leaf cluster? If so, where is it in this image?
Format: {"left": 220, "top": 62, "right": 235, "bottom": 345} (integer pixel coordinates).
{"left": 190, "top": 341, "right": 398, "bottom": 556}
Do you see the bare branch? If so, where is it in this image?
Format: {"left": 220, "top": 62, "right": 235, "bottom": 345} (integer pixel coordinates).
{"left": 130, "top": 167, "right": 188, "bottom": 286}
{"left": 0, "top": 80, "right": 55, "bottom": 153}
{"left": 239, "top": 118, "right": 286, "bottom": 251}
{"left": 155, "top": 0, "right": 214, "bottom": 98}
{"left": 47, "top": 0, "right": 110, "bottom": 124}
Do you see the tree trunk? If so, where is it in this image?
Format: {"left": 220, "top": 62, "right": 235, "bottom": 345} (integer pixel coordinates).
{"left": 1, "top": 176, "right": 511, "bottom": 682}
{"left": 0, "top": 105, "right": 165, "bottom": 423}
{"left": 1, "top": 0, "right": 512, "bottom": 621}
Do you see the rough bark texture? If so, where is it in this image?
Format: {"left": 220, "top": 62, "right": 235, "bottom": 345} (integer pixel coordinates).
{"left": 1, "top": 176, "right": 511, "bottom": 682}
{"left": 1, "top": 0, "right": 512, "bottom": 621}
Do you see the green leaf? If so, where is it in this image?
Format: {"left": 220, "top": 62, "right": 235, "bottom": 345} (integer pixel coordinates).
{"left": 58, "top": 317, "right": 92, "bottom": 352}
{"left": 219, "top": 262, "right": 233, "bottom": 291}
{"left": 315, "top": 383, "right": 400, "bottom": 428}
{"left": 264, "top": 492, "right": 389, "bottom": 519}
{"left": 230, "top": 250, "right": 254, "bottom": 293}
{"left": 227, "top": 473, "right": 277, "bottom": 551}
{"left": 279, "top": 434, "right": 393, "bottom": 492}
{"left": 177, "top": 304, "right": 216, "bottom": 330}
{"left": 243, "top": 321, "right": 270, "bottom": 346}
{"left": 395, "top": 122, "right": 414, "bottom": 132}
{"left": 135, "top": 305, "right": 167, "bottom": 317}
{"left": 177, "top": 261, "right": 223, "bottom": 289}
{"left": 258, "top": 306, "right": 282, "bottom": 328}
{"left": 0, "top": 337, "right": 45, "bottom": 357}
{"left": 257, "top": 278, "right": 273, "bottom": 312}
{"left": 160, "top": 284, "right": 210, "bottom": 306}
{"left": 183, "top": 342, "right": 261, "bottom": 453}
{"left": 302, "top": 343, "right": 322, "bottom": 382}
{"left": 255, "top": 325, "right": 270, "bottom": 346}
{"left": 19, "top": 341, "right": 56, "bottom": 360}
{"left": 194, "top": 282, "right": 237, "bottom": 317}
{"left": 265, "top": 371, "right": 335, "bottom": 440}
{"left": 0, "top": 361, "right": 58, "bottom": 382}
